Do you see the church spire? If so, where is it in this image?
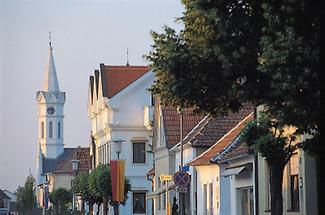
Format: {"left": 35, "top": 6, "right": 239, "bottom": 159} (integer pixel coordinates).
{"left": 42, "top": 32, "right": 60, "bottom": 92}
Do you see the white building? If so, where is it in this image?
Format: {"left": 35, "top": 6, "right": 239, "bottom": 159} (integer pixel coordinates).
{"left": 87, "top": 64, "right": 155, "bottom": 214}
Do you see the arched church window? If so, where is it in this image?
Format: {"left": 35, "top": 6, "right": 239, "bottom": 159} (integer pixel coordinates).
{"left": 49, "top": 121, "right": 53, "bottom": 138}
{"left": 41, "top": 122, "right": 44, "bottom": 138}
{"left": 58, "top": 122, "right": 61, "bottom": 139}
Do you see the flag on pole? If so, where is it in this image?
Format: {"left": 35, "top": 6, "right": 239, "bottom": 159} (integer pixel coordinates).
{"left": 110, "top": 160, "right": 125, "bottom": 202}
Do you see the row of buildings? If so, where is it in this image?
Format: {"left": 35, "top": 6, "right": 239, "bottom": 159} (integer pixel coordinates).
{"left": 35, "top": 42, "right": 318, "bottom": 215}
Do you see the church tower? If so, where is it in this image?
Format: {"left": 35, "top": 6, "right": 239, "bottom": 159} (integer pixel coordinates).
{"left": 36, "top": 40, "right": 65, "bottom": 159}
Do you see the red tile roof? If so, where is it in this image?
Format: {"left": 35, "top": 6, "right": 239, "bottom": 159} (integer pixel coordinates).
{"left": 54, "top": 147, "right": 90, "bottom": 173}
{"left": 188, "top": 113, "right": 253, "bottom": 166}
{"left": 220, "top": 142, "right": 250, "bottom": 161}
{"left": 161, "top": 106, "right": 205, "bottom": 148}
{"left": 191, "top": 104, "right": 254, "bottom": 147}
{"left": 101, "top": 64, "right": 150, "bottom": 98}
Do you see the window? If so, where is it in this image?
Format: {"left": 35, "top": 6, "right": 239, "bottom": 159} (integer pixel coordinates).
{"left": 215, "top": 177, "right": 220, "bottom": 209}
{"left": 49, "top": 121, "right": 53, "bottom": 138}
{"left": 133, "top": 192, "right": 146, "bottom": 213}
{"left": 289, "top": 153, "right": 299, "bottom": 211}
{"left": 41, "top": 122, "right": 44, "bottom": 138}
{"left": 133, "top": 142, "right": 146, "bottom": 163}
{"left": 58, "top": 122, "right": 61, "bottom": 139}
{"left": 203, "top": 184, "right": 207, "bottom": 214}
{"left": 239, "top": 187, "right": 254, "bottom": 215}
{"left": 151, "top": 93, "right": 155, "bottom": 106}
{"left": 209, "top": 183, "right": 213, "bottom": 214}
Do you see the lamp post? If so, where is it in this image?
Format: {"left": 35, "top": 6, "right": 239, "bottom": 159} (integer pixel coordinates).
{"left": 111, "top": 139, "right": 125, "bottom": 215}
{"left": 177, "top": 107, "right": 184, "bottom": 215}
{"left": 71, "top": 159, "right": 80, "bottom": 212}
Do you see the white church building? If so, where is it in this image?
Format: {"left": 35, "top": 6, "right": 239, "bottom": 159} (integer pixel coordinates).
{"left": 36, "top": 41, "right": 90, "bottom": 208}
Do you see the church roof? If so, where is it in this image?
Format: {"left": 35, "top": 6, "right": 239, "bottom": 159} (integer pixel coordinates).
{"left": 0, "top": 189, "right": 10, "bottom": 200}
{"left": 42, "top": 147, "right": 90, "bottom": 174}
{"left": 42, "top": 43, "right": 60, "bottom": 92}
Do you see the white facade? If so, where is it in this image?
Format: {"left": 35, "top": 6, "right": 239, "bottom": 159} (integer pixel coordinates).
{"left": 195, "top": 165, "right": 223, "bottom": 215}
{"left": 88, "top": 68, "right": 155, "bottom": 214}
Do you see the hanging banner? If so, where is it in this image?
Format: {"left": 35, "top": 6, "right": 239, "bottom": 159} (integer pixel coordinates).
{"left": 110, "top": 160, "right": 125, "bottom": 202}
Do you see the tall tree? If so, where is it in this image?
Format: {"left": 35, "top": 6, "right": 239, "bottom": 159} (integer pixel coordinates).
{"left": 147, "top": 0, "right": 319, "bottom": 214}
{"left": 15, "top": 174, "right": 36, "bottom": 215}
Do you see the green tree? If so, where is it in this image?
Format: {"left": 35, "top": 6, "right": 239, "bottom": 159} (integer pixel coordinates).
{"left": 49, "top": 188, "right": 71, "bottom": 215}
{"left": 88, "top": 164, "right": 131, "bottom": 215}
{"left": 15, "top": 174, "right": 36, "bottom": 215}
{"left": 146, "top": 0, "right": 319, "bottom": 214}
{"left": 73, "top": 172, "right": 91, "bottom": 213}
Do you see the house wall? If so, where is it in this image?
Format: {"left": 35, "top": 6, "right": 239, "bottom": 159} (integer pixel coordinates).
{"left": 195, "top": 165, "right": 221, "bottom": 215}
{"left": 89, "top": 71, "right": 155, "bottom": 215}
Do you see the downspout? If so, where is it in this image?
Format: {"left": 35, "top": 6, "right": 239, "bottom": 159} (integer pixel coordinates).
{"left": 146, "top": 171, "right": 154, "bottom": 215}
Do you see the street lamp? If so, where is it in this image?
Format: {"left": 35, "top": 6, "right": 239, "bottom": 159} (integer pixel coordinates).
{"left": 112, "top": 139, "right": 124, "bottom": 159}
{"left": 111, "top": 139, "right": 125, "bottom": 215}
{"left": 71, "top": 159, "right": 80, "bottom": 212}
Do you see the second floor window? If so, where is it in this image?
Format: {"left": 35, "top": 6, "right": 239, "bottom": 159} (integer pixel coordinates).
{"left": 133, "top": 142, "right": 146, "bottom": 163}
{"left": 49, "top": 121, "right": 53, "bottom": 138}
{"left": 41, "top": 122, "right": 44, "bottom": 138}
{"left": 58, "top": 122, "right": 61, "bottom": 139}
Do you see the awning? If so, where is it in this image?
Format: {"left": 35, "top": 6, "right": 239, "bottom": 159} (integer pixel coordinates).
{"left": 221, "top": 166, "right": 246, "bottom": 177}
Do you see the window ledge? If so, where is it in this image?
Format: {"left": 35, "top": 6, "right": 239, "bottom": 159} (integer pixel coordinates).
{"left": 287, "top": 209, "right": 300, "bottom": 212}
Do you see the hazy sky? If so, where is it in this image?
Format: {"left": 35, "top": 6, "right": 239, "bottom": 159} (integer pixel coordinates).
{"left": 0, "top": 0, "right": 184, "bottom": 192}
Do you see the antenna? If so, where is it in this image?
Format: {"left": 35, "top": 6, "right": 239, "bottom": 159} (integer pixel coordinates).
{"left": 126, "top": 48, "right": 130, "bottom": 66}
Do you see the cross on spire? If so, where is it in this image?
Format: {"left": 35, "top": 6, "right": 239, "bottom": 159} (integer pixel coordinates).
{"left": 49, "top": 31, "right": 52, "bottom": 47}
{"left": 126, "top": 48, "right": 130, "bottom": 66}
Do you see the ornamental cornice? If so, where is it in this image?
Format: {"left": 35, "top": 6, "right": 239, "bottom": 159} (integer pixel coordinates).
{"left": 93, "top": 127, "right": 111, "bottom": 140}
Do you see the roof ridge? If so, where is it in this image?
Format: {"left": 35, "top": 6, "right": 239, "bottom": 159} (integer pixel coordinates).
{"left": 170, "top": 114, "right": 211, "bottom": 151}
{"left": 189, "top": 112, "right": 253, "bottom": 166}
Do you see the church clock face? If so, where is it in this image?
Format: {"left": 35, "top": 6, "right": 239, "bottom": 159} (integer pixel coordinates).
{"left": 47, "top": 106, "right": 55, "bottom": 115}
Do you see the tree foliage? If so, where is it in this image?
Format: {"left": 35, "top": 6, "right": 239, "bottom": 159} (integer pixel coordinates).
{"left": 15, "top": 174, "right": 36, "bottom": 215}
{"left": 87, "top": 164, "right": 132, "bottom": 215}
{"left": 49, "top": 187, "right": 71, "bottom": 215}
{"left": 146, "top": 0, "right": 319, "bottom": 154}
